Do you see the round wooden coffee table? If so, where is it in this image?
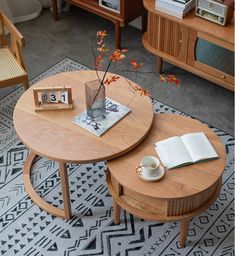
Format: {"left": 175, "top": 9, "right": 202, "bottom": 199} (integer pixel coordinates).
{"left": 13, "top": 70, "right": 154, "bottom": 219}
{"left": 107, "top": 114, "right": 226, "bottom": 247}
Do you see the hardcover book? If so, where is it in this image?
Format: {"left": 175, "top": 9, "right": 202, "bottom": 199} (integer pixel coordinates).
{"left": 155, "top": 132, "right": 218, "bottom": 169}
{"left": 73, "top": 98, "right": 131, "bottom": 137}
{"left": 155, "top": 0, "right": 195, "bottom": 17}
{"left": 157, "top": 0, "right": 194, "bottom": 9}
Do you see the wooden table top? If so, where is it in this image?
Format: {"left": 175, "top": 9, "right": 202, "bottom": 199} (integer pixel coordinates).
{"left": 108, "top": 114, "right": 226, "bottom": 199}
{"left": 13, "top": 70, "right": 154, "bottom": 163}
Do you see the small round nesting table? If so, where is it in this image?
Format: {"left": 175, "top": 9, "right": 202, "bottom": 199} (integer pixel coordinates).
{"left": 107, "top": 114, "right": 226, "bottom": 247}
{"left": 13, "top": 70, "right": 154, "bottom": 219}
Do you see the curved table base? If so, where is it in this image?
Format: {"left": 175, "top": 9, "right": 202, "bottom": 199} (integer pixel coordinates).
{"left": 106, "top": 169, "right": 222, "bottom": 248}
{"left": 23, "top": 152, "right": 72, "bottom": 219}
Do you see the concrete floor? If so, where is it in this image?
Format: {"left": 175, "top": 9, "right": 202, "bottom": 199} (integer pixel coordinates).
{"left": 0, "top": 7, "right": 234, "bottom": 135}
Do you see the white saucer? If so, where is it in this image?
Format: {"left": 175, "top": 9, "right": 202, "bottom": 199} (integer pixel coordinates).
{"left": 137, "top": 166, "right": 165, "bottom": 182}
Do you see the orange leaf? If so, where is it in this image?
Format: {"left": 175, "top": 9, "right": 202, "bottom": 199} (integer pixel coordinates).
{"left": 131, "top": 84, "right": 150, "bottom": 96}
{"left": 159, "top": 75, "right": 166, "bottom": 82}
{"left": 130, "top": 59, "right": 143, "bottom": 70}
{"left": 104, "top": 76, "right": 120, "bottom": 85}
{"left": 122, "top": 48, "right": 128, "bottom": 53}
{"left": 97, "top": 30, "right": 107, "bottom": 38}
{"left": 97, "top": 44, "right": 109, "bottom": 53}
{"left": 110, "top": 49, "right": 126, "bottom": 62}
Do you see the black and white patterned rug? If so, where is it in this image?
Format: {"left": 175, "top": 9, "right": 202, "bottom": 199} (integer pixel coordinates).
{"left": 0, "top": 58, "right": 234, "bottom": 256}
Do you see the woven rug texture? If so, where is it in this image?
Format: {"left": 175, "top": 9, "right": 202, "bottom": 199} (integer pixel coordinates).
{"left": 0, "top": 58, "right": 234, "bottom": 256}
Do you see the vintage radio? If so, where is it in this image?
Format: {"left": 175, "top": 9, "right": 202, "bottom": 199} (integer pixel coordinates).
{"left": 195, "top": 0, "right": 234, "bottom": 26}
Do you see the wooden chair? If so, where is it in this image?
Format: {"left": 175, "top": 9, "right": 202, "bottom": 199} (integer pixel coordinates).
{"left": 0, "top": 11, "right": 29, "bottom": 91}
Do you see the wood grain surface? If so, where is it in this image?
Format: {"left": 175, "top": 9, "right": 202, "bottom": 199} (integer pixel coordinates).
{"left": 144, "top": 0, "right": 234, "bottom": 45}
{"left": 108, "top": 114, "right": 226, "bottom": 199}
{"left": 107, "top": 114, "right": 226, "bottom": 247}
{"left": 143, "top": 0, "right": 234, "bottom": 91}
{"left": 13, "top": 70, "right": 154, "bottom": 163}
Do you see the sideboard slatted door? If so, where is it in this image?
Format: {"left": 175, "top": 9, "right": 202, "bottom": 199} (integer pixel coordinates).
{"left": 147, "top": 13, "right": 189, "bottom": 63}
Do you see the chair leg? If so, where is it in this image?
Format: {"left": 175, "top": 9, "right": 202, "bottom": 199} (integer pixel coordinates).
{"left": 23, "top": 81, "right": 30, "bottom": 91}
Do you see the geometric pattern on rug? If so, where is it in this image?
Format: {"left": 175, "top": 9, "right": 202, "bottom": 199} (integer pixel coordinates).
{"left": 0, "top": 57, "right": 234, "bottom": 256}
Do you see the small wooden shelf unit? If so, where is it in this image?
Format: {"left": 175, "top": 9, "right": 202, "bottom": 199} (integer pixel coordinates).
{"left": 143, "top": 0, "right": 234, "bottom": 91}
{"left": 51, "top": 0, "right": 146, "bottom": 49}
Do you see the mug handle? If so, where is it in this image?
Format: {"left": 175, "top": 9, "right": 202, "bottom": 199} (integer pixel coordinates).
{"left": 136, "top": 166, "right": 142, "bottom": 174}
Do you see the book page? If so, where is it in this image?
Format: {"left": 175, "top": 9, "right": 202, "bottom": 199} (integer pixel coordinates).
{"left": 155, "top": 136, "right": 193, "bottom": 169}
{"left": 181, "top": 132, "right": 218, "bottom": 162}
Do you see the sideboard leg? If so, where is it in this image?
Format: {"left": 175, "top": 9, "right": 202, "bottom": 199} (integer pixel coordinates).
{"left": 51, "top": 0, "right": 59, "bottom": 20}
{"left": 179, "top": 219, "right": 190, "bottom": 247}
{"left": 113, "top": 200, "right": 120, "bottom": 224}
{"left": 142, "top": 12, "right": 148, "bottom": 34}
{"left": 115, "top": 21, "right": 121, "bottom": 49}
{"left": 156, "top": 56, "right": 163, "bottom": 74}
{"left": 59, "top": 162, "right": 72, "bottom": 219}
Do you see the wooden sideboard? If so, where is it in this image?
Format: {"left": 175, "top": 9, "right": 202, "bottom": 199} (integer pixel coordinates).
{"left": 143, "top": 0, "right": 234, "bottom": 91}
{"left": 51, "top": 0, "right": 146, "bottom": 49}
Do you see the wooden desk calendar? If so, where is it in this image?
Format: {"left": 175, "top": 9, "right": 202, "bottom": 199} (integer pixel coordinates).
{"left": 33, "top": 86, "right": 73, "bottom": 111}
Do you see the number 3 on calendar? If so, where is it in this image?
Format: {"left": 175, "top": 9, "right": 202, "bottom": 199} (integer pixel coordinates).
{"left": 50, "top": 92, "right": 58, "bottom": 102}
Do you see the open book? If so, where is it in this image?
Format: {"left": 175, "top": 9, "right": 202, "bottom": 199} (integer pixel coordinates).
{"left": 155, "top": 132, "right": 219, "bottom": 169}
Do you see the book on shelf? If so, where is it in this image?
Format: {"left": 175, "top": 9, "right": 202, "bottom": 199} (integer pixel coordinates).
{"left": 168, "top": 0, "right": 191, "bottom": 3}
{"left": 72, "top": 98, "right": 131, "bottom": 137}
{"left": 155, "top": 132, "right": 219, "bottom": 169}
{"left": 156, "top": 0, "right": 195, "bottom": 9}
{"left": 155, "top": 5, "right": 195, "bottom": 18}
{"left": 155, "top": 5, "right": 184, "bottom": 18}
{"left": 155, "top": 0, "right": 195, "bottom": 18}
{"left": 156, "top": 0, "right": 191, "bottom": 5}
{"left": 171, "top": 0, "right": 191, "bottom": 4}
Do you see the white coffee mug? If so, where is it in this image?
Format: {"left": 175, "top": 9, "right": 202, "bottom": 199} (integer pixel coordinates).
{"left": 136, "top": 156, "right": 160, "bottom": 179}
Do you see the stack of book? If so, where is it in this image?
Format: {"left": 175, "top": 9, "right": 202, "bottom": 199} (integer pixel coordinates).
{"left": 155, "top": 0, "right": 195, "bottom": 19}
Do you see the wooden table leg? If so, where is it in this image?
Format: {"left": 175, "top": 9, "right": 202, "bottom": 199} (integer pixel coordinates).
{"left": 113, "top": 200, "right": 120, "bottom": 224}
{"left": 106, "top": 168, "right": 121, "bottom": 224}
{"left": 115, "top": 21, "right": 121, "bottom": 49}
{"left": 156, "top": 56, "right": 163, "bottom": 74}
{"left": 59, "top": 162, "right": 72, "bottom": 219}
{"left": 23, "top": 152, "right": 72, "bottom": 219}
{"left": 51, "top": 0, "right": 59, "bottom": 20}
{"left": 179, "top": 218, "right": 190, "bottom": 247}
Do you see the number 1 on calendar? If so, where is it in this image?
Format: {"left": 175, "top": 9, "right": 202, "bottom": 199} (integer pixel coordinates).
{"left": 61, "top": 91, "right": 69, "bottom": 104}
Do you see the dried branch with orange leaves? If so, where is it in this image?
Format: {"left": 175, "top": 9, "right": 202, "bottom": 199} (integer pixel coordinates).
{"left": 90, "top": 30, "right": 181, "bottom": 103}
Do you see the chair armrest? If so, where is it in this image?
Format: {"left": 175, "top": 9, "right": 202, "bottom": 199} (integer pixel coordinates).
{"left": 1, "top": 12, "right": 25, "bottom": 47}
{"left": 0, "top": 11, "right": 26, "bottom": 69}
